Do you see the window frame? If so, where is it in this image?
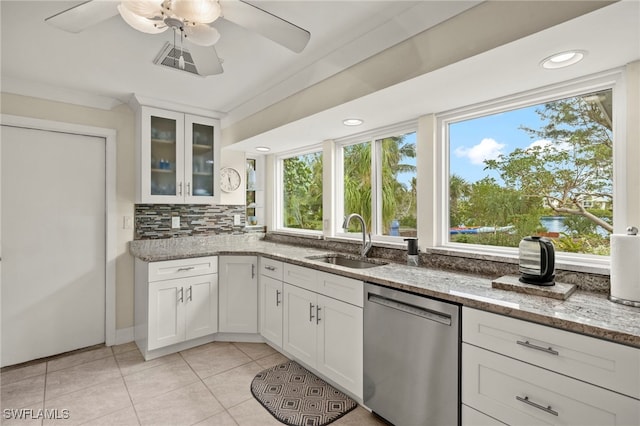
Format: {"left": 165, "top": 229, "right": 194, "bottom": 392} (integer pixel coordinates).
{"left": 275, "top": 145, "right": 324, "bottom": 236}
{"left": 434, "top": 69, "right": 626, "bottom": 269}
{"left": 335, "top": 120, "right": 417, "bottom": 243}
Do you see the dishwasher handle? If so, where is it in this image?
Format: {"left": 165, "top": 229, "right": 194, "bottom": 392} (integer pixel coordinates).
{"left": 367, "top": 293, "right": 452, "bottom": 326}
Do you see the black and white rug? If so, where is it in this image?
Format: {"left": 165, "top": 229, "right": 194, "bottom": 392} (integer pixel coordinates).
{"left": 250, "top": 360, "right": 357, "bottom": 426}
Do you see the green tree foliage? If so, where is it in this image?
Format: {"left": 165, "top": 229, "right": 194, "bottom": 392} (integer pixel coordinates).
{"left": 484, "top": 90, "right": 613, "bottom": 234}
{"left": 283, "top": 153, "right": 323, "bottom": 230}
{"left": 343, "top": 136, "right": 416, "bottom": 233}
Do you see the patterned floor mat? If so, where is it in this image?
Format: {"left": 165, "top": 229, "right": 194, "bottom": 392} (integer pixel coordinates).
{"left": 250, "top": 360, "right": 358, "bottom": 426}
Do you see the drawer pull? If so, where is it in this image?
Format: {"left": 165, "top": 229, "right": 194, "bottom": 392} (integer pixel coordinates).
{"left": 177, "top": 266, "right": 195, "bottom": 272}
{"left": 517, "top": 340, "right": 559, "bottom": 356}
{"left": 516, "top": 395, "right": 558, "bottom": 417}
{"left": 264, "top": 265, "right": 277, "bottom": 271}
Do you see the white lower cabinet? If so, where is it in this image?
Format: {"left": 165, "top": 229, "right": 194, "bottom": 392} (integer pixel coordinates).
{"left": 260, "top": 275, "right": 283, "bottom": 347}
{"left": 282, "top": 279, "right": 363, "bottom": 398}
{"left": 283, "top": 283, "right": 317, "bottom": 366}
{"left": 315, "top": 293, "right": 363, "bottom": 396}
{"left": 148, "top": 274, "right": 218, "bottom": 350}
{"left": 135, "top": 256, "right": 218, "bottom": 359}
{"left": 218, "top": 256, "right": 258, "bottom": 333}
{"left": 462, "top": 307, "right": 640, "bottom": 425}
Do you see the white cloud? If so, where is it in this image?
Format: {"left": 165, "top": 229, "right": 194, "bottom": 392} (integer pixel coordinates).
{"left": 527, "top": 139, "right": 571, "bottom": 151}
{"left": 455, "top": 138, "right": 506, "bottom": 165}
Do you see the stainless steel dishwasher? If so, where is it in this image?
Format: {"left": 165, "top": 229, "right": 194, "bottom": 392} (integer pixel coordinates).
{"left": 363, "top": 282, "right": 461, "bottom": 426}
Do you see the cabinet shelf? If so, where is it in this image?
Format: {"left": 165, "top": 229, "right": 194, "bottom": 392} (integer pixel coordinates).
{"left": 151, "top": 138, "right": 175, "bottom": 145}
{"left": 151, "top": 168, "right": 175, "bottom": 174}
{"left": 192, "top": 143, "right": 213, "bottom": 155}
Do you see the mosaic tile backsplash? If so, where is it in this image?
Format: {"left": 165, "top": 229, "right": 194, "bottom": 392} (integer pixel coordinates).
{"left": 135, "top": 204, "right": 245, "bottom": 239}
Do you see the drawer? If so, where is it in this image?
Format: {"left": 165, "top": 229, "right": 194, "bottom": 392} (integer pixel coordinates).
{"left": 283, "top": 263, "right": 317, "bottom": 293}
{"left": 317, "top": 271, "right": 363, "bottom": 307}
{"left": 148, "top": 256, "right": 217, "bottom": 282}
{"left": 462, "top": 404, "right": 506, "bottom": 426}
{"left": 260, "top": 257, "right": 283, "bottom": 281}
{"left": 463, "top": 307, "right": 640, "bottom": 398}
{"left": 462, "top": 343, "right": 640, "bottom": 426}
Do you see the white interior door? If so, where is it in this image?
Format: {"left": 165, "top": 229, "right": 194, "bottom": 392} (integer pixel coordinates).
{"left": 1, "top": 125, "right": 106, "bottom": 367}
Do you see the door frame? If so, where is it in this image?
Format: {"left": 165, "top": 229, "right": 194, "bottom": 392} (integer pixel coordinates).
{"left": 1, "top": 114, "right": 117, "bottom": 346}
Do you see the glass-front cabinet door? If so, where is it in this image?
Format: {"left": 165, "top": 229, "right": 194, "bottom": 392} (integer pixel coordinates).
{"left": 137, "top": 106, "right": 219, "bottom": 204}
{"left": 184, "top": 115, "right": 217, "bottom": 204}
{"left": 140, "top": 107, "right": 184, "bottom": 203}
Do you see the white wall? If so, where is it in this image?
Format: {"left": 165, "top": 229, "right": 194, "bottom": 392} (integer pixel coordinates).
{"left": 1, "top": 93, "right": 136, "bottom": 331}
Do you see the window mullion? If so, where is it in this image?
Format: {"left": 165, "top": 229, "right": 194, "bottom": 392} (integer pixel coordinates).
{"left": 372, "top": 139, "right": 382, "bottom": 236}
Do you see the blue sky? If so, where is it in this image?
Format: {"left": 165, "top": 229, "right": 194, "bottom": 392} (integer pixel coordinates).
{"left": 396, "top": 105, "right": 546, "bottom": 187}
{"left": 449, "top": 105, "right": 546, "bottom": 183}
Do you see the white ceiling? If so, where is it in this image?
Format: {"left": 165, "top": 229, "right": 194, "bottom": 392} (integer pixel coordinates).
{"left": 1, "top": 1, "right": 639, "bottom": 155}
{"left": 229, "top": 0, "right": 640, "bottom": 153}
{"left": 0, "top": 1, "right": 478, "bottom": 117}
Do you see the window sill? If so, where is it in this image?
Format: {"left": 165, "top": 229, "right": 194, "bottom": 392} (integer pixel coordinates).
{"left": 269, "top": 229, "right": 324, "bottom": 240}
{"left": 430, "top": 245, "right": 609, "bottom": 276}
{"left": 326, "top": 236, "right": 407, "bottom": 250}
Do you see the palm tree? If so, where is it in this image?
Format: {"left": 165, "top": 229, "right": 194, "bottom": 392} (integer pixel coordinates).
{"left": 343, "top": 135, "right": 416, "bottom": 233}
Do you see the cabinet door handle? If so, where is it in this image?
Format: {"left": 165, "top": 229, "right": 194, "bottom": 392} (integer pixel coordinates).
{"left": 178, "top": 287, "right": 184, "bottom": 303}
{"left": 187, "top": 182, "right": 191, "bottom": 196}
{"left": 516, "top": 396, "right": 558, "bottom": 417}
{"left": 177, "top": 266, "right": 195, "bottom": 272}
{"left": 316, "top": 305, "right": 321, "bottom": 324}
{"left": 178, "top": 182, "right": 183, "bottom": 196}
{"left": 187, "top": 285, "right": 192, "bottom": 302}
{"left": 517, "top": 340, "right": 559, "bottom": 356}
{"left": 252, "top": 264, "right": 255, "bottom": 279}
{"left": 265, "top": 265, "right": 276, "bottom": 271}
{"left": 309, "top": 303, "right": 315, "bottom": 322}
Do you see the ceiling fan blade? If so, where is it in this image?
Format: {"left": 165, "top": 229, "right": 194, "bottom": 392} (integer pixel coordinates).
{"left": 45, "top": 0, "right": 119, "bottom": 33}
{"left": 220, "top": 0, "right": 310, "bottom": 53}
{"left": 189, "top": 45, "right": 224, "bottom": 76}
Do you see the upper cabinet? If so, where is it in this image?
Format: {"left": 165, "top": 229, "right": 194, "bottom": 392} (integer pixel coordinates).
{"left": 135, "top": 103, "right": 220, "bottom": 204}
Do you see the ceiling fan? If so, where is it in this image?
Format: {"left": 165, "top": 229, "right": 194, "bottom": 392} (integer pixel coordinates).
{"left": 45, "top": 0, "right": 311, "bottom": 76}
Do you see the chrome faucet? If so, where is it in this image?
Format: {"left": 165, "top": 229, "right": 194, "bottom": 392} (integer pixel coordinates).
{"left": 342, "top": 213, "right": 373, "bottom": 257}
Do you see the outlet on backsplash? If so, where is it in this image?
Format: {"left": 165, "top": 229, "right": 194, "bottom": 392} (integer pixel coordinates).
{"left": 171, "top": 216, "right": 180, "bottom": 229}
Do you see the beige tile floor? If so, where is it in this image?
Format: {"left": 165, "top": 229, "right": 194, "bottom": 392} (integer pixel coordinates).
{"left": 1, "top": 342, "right": 386, "bottom": 426}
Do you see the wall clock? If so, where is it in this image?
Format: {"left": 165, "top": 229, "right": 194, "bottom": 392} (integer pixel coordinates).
{"left": 220, "top": 167, "right": 241, "bottom": 192}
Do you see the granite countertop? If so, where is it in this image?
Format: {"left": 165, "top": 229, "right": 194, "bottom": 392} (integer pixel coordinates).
{"left": 129, "top": 234, "right": 640, "bottom": 349}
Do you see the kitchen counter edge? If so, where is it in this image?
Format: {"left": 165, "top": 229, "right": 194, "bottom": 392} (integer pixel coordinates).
{"left": 129, "top": 237, "right": 640, "bottom": 349}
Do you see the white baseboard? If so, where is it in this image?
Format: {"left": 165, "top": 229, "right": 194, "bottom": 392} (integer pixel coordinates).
{"left": 113, "top": 327, "right": 134, "bottom": 345}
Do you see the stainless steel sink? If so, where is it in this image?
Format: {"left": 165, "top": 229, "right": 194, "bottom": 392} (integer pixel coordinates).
{"left": 306, "top": 254, "right": 387, "bottom": 269}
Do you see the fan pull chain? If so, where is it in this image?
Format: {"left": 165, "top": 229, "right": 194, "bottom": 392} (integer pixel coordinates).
{"left": 179, "top": 27, "right": 185, "bottom": 70}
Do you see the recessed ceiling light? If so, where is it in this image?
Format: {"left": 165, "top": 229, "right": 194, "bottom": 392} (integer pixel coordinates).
{"left": 255, "top": 146, "right": 270, "bottom": 152}
{"left": 343, "top": 118, "right": 364, "bottom": 126}
{"left": 540, "top": 50, "right": 586, "bottom": 69}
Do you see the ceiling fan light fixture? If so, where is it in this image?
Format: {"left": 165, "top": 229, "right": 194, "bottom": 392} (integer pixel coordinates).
{"left": 172, "top": 0, "right": 221, "bottom": 24}
{"left": 118, "top": 4, "right": 167, "bottom": 34}
{"left": 185, "top": 23, "right": 220, "bottom": 46}
{"left": 121, "top": 0, "right": 164, "bottom": 19}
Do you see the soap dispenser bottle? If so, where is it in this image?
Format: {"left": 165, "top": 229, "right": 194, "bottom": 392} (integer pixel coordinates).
{"left": 404, "top": 238, "right": 419, "bottom": 266}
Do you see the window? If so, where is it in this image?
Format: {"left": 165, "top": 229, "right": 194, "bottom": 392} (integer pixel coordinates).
{"left": 447, "top": 88, "right": 613, "bottom": 255}
{"left": 279, "top": 149, "right": 323, "bottom": 231}
{"left": 339, "top": 128, "right": 417, "bottom": 239}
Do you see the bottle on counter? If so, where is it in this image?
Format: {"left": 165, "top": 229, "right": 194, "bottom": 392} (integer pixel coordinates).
{"left": 404, "top": 238, "right": 419, "bottom": 266}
